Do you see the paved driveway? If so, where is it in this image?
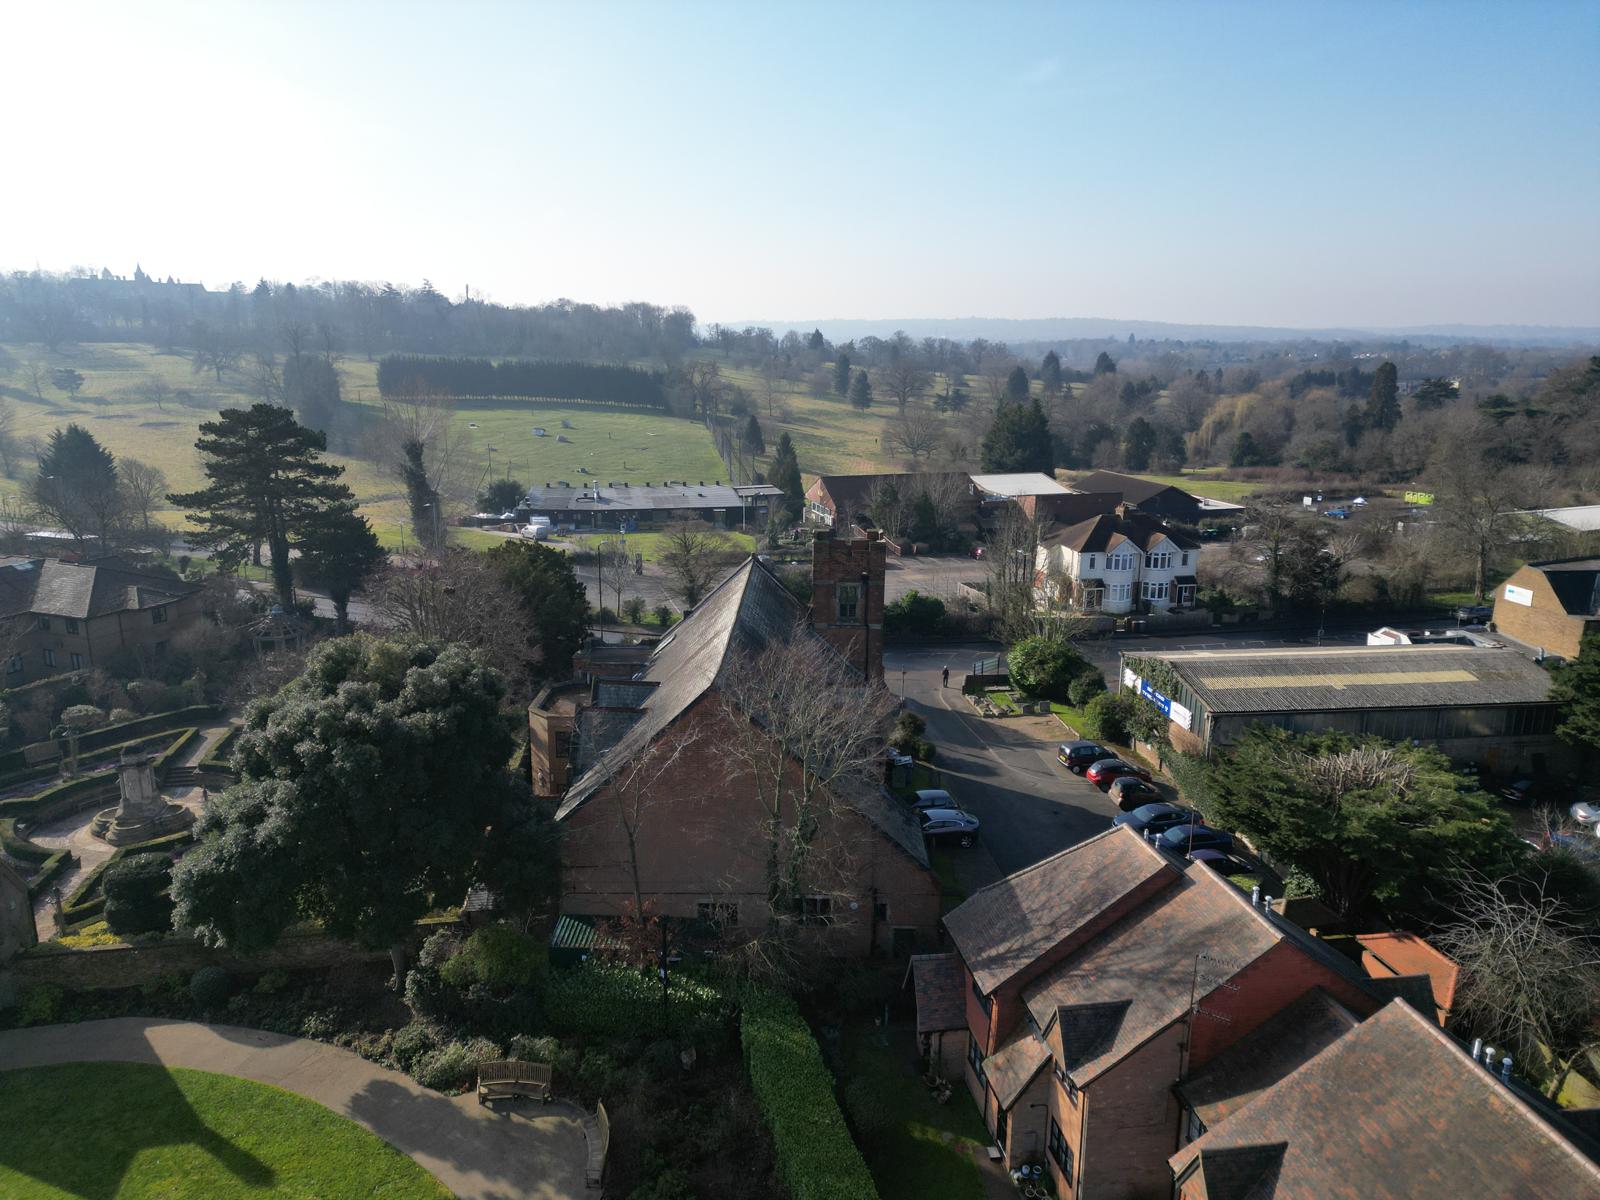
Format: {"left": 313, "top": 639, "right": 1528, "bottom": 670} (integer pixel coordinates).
{"left": 0, "top": 1018, "right": 588, "bottom": 1200}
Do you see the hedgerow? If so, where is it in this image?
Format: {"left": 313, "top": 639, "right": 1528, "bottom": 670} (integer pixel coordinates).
{"left": 740, "top": 989, "right": 878, "bottom": 1200}
{"left": 545, "top": 960, "right": 729, "bottom": 1039}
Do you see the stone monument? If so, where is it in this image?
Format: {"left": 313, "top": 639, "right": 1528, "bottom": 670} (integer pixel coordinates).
{"left": 90, "top": 747, "right": 195, "bottom": 847}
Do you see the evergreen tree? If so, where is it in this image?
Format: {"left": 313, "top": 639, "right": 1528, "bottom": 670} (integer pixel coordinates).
{"left": 1551, "top": 634, "right": 1600, "bottom": 758}
{"left": 769, "top": 432, "right": 804, "bottom": 522}
{"left": 1412, "top": 377, "right": 1459, "bottom": 409}
{"left": 1040, "top": 350, "right": 1063, "bottom": 397}
{"left": 284, "top": 355, "right": 342, "bottom": 438}
{"left": 26, "top": 423, "right": 121, "bottom": 547}
{"left": 742, "top": 413, "right": 765, "bottom": 455}
{"left": 1093, "top": 351, "right": 1117, "bottom": 376}
{"left": 1343, "top": 403, "right": 1365, "bottom": 448}
{"left": 848, "top": 368, "right": 873, "bottom": 410}
{"left": 981, "top": 398, "right": 1053, "bottom": 473}
{"left": 1156, "top": 425, "right": 1188, "bottom": 471}
{"left": 169, "top": 404, "right": 358, "bottom": 607}
{"left": 1366, "top": 361, "right": 1401, "bottom": 430}
{"left": 1229, "top": 430, "right": 1265, "bottom": 467}
{"left": 832, "top": 353, "right": 852, "bottom": 397}
{"left": 807, "top": 329, "right": 826, "bottom": 352}
{"left": 297, "top": 507, "right": 387, "bottom": 632}
{"left": 1006, "top": 365, "right": 1031, "bottom": 403}
{"left": 401, "top": 439, "right": 442, "bottom": 550}
{"left": 486, "top": 540, "right": 590, "bottom": 682}
{"left": 1122, "top": 417, "right": 1157, "bottom": 470}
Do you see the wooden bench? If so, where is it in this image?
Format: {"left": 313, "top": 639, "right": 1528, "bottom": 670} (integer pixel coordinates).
{"left": 583, "top": 1099, "right": 610, "bottom": 1189}
{"left": 475, "top": 1059, "right": 552, "bottom": 1106}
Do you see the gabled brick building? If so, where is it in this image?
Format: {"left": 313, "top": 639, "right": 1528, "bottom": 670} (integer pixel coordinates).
{"left": 1491, "top": 556, "right": 1600, "bottom": 660}
{"left": 1170, "top": 999, "right": 1600, "bottom": 1199}
{"left": 914, "top": 826, "right": 1390, "bottom": 1199}
{"left": 535, "top": 533, "right": 940, "bottom": 957}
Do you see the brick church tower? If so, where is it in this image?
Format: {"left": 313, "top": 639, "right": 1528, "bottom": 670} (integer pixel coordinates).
{"left": 809, "top": 528, "right": 886, "bottom": 682}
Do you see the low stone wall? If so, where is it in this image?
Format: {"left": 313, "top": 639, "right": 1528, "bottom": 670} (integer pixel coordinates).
{"left": 10, "top": 928, "right": 390, "bottom": 993}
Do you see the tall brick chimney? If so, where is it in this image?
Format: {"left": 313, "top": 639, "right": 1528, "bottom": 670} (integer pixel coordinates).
{"left": 810, "top": 528, "right": 886, "bottom": 682}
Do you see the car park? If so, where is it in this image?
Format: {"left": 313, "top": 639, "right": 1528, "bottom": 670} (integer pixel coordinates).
{"left": 1112, "top": 803, "right": 1200, "bottom": 837}
{"left": 919, "top": 807, "right": 980, "bottom": 847}
{"left": 1323, "top": 507, "right": 1352, "bottom": 519}
{"left": 1109, "top": 776, "right": 1163, "bottom": 811}
{"left": 1156, "top": 824, "right": 1235, "bottom": 853}
{"left": 1058, "top": 741, "right": 1111, "bottom": 774}
{"left": 910, "top": 788, "right": 957, "bottom": 812}
{"left": 1086, "top": 758, "right": 1154, "bottom": 789}
{"left": 1455, "top": 604, "right": 1493, "bottom": 623}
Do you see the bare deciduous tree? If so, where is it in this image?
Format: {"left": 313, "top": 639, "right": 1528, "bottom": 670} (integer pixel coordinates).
{"left": 1433, "top": 864, "right": 1600, "bottom": 1098}
{"left": 369, "top": 551, "right": 534, "bottom": 692}
{"left": 987, "top": 507, "right": 1043, "bottom": 642}
{"left": 882, "top": 360, "right": 932, "bottom": 410}
{"left": 595, "top": 537, "right": 634, "bottom": 618}
{"left": 118, "top": 458, "right": 169, "bottom": 539}
{"left": 371, "top": 386, "right": 475, "bottom": 513}
{"left": 881, "top": 405, "right": 943, "bottom": 463}
{"left": 0, "top": 397, "right": 17, "bottom": 478}
{"left": 1430, "top": 429, "right": 1543, "bottom": 602}
{"left": 21, "top": 359, "right": 47, "bottom": 403}
{"left": 658, "top": 520, "right": 734, "bottom": 608}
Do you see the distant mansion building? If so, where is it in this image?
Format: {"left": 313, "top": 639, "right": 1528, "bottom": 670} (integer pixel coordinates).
{"left": 1035, "top": 508, "right": 1200, "bottom": 614}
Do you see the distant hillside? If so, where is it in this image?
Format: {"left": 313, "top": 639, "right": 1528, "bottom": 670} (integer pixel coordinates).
{"left": 732, "top": 315, "right": 1600, "bottom": 349}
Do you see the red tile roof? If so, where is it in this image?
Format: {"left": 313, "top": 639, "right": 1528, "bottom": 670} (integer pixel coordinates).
{"left": 1355, "top": 931, "right": 1459, "bottom": 1026}
{"left": 908, "top": 953, "right": 965, "bottom": 1034}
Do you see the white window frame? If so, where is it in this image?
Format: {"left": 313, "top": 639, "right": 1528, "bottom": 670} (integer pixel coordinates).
{"left": 1106, "top": 549, "right": 1136, "bottom": 572}
{"left": 1142, "top": 580, "right": 1170, "bottom": 601}
{"left": 42, "top": 648, "right": 55, "bottom": 667}
{"left": 1145, "top": 550, "right": 1174, "bottom": 571}
{"left": 1109, "top": 582, "right": 1132, "bottom": 603}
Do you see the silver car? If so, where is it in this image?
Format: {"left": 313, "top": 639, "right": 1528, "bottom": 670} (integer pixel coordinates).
{"left": 1570, "top": 800, "right": 1600, "bottom": 830}
{"left": 919, "top": 807, "right": 980, "bottom": 848}
{"left": 912, "top": 788, "right": 957, "bottom": 812}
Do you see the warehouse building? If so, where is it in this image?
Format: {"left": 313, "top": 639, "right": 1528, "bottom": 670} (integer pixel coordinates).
{"left": 521, "top": 480, "right": 783, "bottom": 531}
{"left": 1119, "top": 644, "right": 1568, "bottom": 776}
{"left": 1490, "top": 557, "right": 1600, "bottom": 661}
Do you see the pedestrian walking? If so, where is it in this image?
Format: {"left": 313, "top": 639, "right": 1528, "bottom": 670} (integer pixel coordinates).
{"left": 941, "top": 665, "right": 950, "bottom": 688}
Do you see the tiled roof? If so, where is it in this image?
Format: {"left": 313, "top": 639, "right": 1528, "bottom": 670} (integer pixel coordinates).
{"left": 1530, "top": 557, "right": 1600, "bottom": 617}
{"left": 943, "top": 826, "right": 1176, "bottom": 996}
{"left": 557, "top": 556, "right": 928, "bottom": 868}
{"left": 0, "top": 556, "right": 196, "bottom": 620}
{"left": 1169, "top": 1000, "right": 1600, "bottom": 1200}
{"left": 1071, "top": 470, "right": 1195, "bottom": 507}
{"left": 1022, "top": 860, "right": 1283, "bottom": 1084}
{"left": 809, "top": 472, "right": 974, "bottom": 522}
{"left": 1044, "top": 510, "right": 1200, "bottom": 554}
{"left": 1355, "top": 931, "right": 1459, "bottom": 1025}
{"left": 983, "top": 1029, "right": 1051, "bottom": 1108}
{"left": 1152, "top": 644, "right": 1554, "bottom": 714}
{"left": 908, "top": 953, "right": 965, "bottom": 1033}
{"left": 1178, "top": 989, "right": 1359, "bottom": 1130}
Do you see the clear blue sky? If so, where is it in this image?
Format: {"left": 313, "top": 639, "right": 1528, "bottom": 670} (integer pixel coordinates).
{"left": 7, "top": 0, "right": 1597, "bottom": 328}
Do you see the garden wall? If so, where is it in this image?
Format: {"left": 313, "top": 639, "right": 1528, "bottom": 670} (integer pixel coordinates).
{"left": 10, "top": 929, "right": 389, "bottom": 993}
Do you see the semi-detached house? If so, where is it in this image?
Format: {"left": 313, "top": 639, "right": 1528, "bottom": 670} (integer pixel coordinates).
{"left": 1035, "top": 507, "right": 1201, "bottom": 614}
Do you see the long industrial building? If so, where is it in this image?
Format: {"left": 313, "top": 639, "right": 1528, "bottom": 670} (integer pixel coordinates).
{"left": 1119, "top": 644, "right": 1568, "bottom": 776}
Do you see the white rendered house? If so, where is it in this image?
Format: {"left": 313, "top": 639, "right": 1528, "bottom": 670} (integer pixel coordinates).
{"left": 1035, "top": 509, "right": 1200, "bottom": 614}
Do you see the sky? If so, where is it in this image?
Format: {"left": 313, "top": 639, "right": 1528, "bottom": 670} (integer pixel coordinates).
{"left": 4, "top": 0, "right": 1597, "bottom": 329}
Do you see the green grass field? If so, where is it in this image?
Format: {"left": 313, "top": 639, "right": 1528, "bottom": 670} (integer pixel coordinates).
{"left": 569, "top": 529, "right": 755, "bottom": 563}
{"left": 0, "top": 1062, "right": 450, "bottom": 1199}
{"left": 0, "top": 342, "right": 727, "bottom": 543}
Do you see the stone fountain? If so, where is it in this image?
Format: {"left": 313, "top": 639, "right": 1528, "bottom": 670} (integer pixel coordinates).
{"left": 90, "top": 746, "right": 195, "bottom": 847}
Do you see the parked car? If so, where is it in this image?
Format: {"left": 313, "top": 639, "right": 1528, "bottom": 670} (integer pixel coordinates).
{"left": 1455, "top": 604, "right": 1493, "bottom": 623}
{"left": 1569, "top": 799, "right": 1600, "bottom": 829}
{"left": 1112, "top": 803, "right": 1200, "bottom": 837}
{"left": 1501, "top": 777, "right": 1570, "bottom": 807}
{"left": 1058, "top": 741, "right": 1111, "bottom": 774}
{"left": 910, "top": 788, "right": 957, "bottom": 812}
{"left": 1109, "top": 776, "right": 1163, "bottom": 811}
{"left": 919, "top": 807, "right": 980, "bottom": 847}
{"left": 1351, "top": 496, "right": 1368, "bottom": 507}
{"left": 1187, "top": 848, "right": 1261, "bottom": 877}
{"left": 1323, "top": 507, "right": 1352, "bottom": 519}
{"left": 1156, "top": 824, "right": 1235, "bottom": 853}
{"left": 1086, "top": 758, "right": 1154, "bottom": 789}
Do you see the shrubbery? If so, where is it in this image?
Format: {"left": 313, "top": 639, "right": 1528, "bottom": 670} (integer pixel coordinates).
{"left": 189, "top": 967, "right": 232, "bottom": 1010}
{"left": 546, "top": 961, "right": 730, "bottom": 1040}
{"left": 1080, "top": 693, "right": 1129, "bottom": 743}
{"left": 1068, "top": 671, "right": 1107, "bottom": 707}
{"left": 740, "top": 988, "right": 878, "bottom": 1200}
{"left": 1008, "top": 636, "right": 1092, "bottom": 701}
{"left": 405, "top": 926, "right": 543, "bottom": 1038}
{"left": 413, "top": 1036, "right": 503, "bottom": 1092}
{"left": 887, "top": 711, "right": 934, "bottom": 762}
{"left": 102, "top": 853, "right": 174, "bottom": 936}
{"left": 882, "top": 590, "right": 945, "bottom": 635}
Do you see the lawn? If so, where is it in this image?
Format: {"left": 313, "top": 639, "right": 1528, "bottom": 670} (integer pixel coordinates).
{"left": 1062, "top": 468, "right": 1260, "bottom": 504}
{"left": 840, "top": 1022, "right": 991, "bottom": 1200}
{"left": 569, "top": 528, "right": 756, "bottom": 563}
{"left": 0, "top": 1061, "right": 450, "bottom": 1199}
{"left": 0, "top": 341, "right": 727, "bottom": 546}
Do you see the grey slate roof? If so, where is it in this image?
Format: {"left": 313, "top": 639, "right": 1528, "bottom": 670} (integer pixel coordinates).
{"left": 1169, "top": 1000, "right": 1600, "bottom": 1200}
{"left": 523, "top": 480, "right": 761, "bottom": 514}
{"left": 1044, "top": 510, "right": 1200, "bottom": 554}
{"left": 1148, "top": 644, "right": 1554, "bottom": 715}
{"left": 555, "top": 556, "right": 928, "bottom": 868}
{"left": 1533, "top": 557, "right": 1600, "bottom": 616}
{"left": 0, "top": 556, "right": 195, "bottom": 620}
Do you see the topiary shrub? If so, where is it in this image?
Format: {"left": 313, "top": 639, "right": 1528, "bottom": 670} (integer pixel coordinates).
{"left": 1068, "top": 671, "right": 1107, "bottom": 707}
{"left": 1007, "top": 636, "right": 1090, "bottom": 702}
{"left": 102, "top": 853, "right": 174, "bottom": 936}
{"left": 189, "top": 966, "right": 232, "bottom": 1010}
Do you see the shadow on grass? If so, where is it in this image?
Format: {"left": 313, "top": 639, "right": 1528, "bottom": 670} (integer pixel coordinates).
{"left": 0, "top": 1061, "right": 274, "bottom": 1199}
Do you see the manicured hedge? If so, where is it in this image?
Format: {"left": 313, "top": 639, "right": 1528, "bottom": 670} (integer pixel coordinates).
{"left": 60, "top": 830, "right": 194, "bottom": 926}
{"left": 0, "top": 817, "right": 54, "bottom": 863}
{"left": 0, "top": 705, "right": 217, "bottom": 776}
{"left": 545, "top": 960, "right": 730, "bottom": 1039}
{"left": 26, "top": 849, "right": 74, "bottom": 900}
{"left": 740, "top": 989, "right": 879, "bottom": 1200}
{"left": 0, "top": 729, "right": 191, "bottom": 823}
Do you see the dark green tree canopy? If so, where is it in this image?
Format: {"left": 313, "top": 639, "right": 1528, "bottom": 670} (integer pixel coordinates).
{"left": 1007, "top": 635, "right": 1091, "bottom": 701}
{"left": 169, "top": 403, "right": 356, "bottom": 606}
{"left": 981, "top": 397, "right": 1053, "bottom": 473}
{"left": 27, "top": 423, "right": 120, "bottom": 546}
{"left": 1199, "top": 727, "right": 1520, "bottom": 919}
{"left": 1229, "top": 430, "right": 1267, "bottom": 467}
{"left": 1366, "top": 360, "right": 1401, "bottom": 431}
{"left": 1412, "top": 377, "right": 1459, "bottom": 410}
{"left": 742, "top": 413, "right": 765, "bottom": 455}
{"left": 1092, "top": 351, "right": 1117, "bottom": 376}
{"left": 1122, "top": 416, "right": 1157, "bottom": 471}
{"left": 848, "top": 368, "right": 873, "bottom": 409}
{"left": 401, "top": 437, "right": 442, "bottom": 550}
{"left": 172, "top": 637, "right": 525, "bottom": 956}
{"left": 769, "top": 432, "right": 803, "bottom": 523}
{"left": 296, "top": 505, "right": 387, "bottom": 630}
{"left": 486, "top": 539, "right": 589, "bottom": 682}
{"left": 1040, "top": 350, "right": 1063, "bottom": 395}
{"left": 1551, "top": 633, "right": 1600, "bottom": 757}
{"left": 832, "top": 353, "right": 851, "bottom": 397}
{"left": 478, "top": 478, "right": 527, "bottom": 513}
{"left": 1005, "top": 365, "right": 1030, "bottom": 403}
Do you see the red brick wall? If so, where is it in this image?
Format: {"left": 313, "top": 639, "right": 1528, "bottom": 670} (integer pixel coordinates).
{"left": 1079, "top": 1022, "right": 1187, "bottom": 1200}
{"left": 559, "top": 694, "right": 940, "bottom": 956}
{"left": 809, "top": 529, "right": 886, "bottom": 681}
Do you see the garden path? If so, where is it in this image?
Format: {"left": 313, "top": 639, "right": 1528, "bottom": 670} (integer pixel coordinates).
{"left": 0, "top": 1017, "right": 589, "bottom": 1200}
{"left": 29, "top": 720, "right": 235, "bottom": 941}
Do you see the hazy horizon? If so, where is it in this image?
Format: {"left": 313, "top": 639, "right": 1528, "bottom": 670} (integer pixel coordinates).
{"left": 7, "top": 1, "right": 1597, "bottom": 329}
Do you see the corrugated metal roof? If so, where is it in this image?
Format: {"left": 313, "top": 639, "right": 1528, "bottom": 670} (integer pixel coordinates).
{"left": 968, "top": 473, "right": 1069, "bottom": 497}
{"left": 1149, "top": 645, "right": 1554, "bottom": 715}
{"left": 524, "top": 482, "right": 751, "bottom": 513}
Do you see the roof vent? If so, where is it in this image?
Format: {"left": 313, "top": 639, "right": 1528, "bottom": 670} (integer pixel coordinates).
{"left": 1250, "top": 885, "right": 1261, "bottom": 907}
{"left": 1499, "top": 1055, "right": 1513, "bottom": 1083}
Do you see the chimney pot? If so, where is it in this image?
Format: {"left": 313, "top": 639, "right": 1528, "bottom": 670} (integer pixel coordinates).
{"left": 1499, "top": 1056, "right": 1513, "bottom": 1083}
{"left": 1484, "top": 1045, "right": 1496, "bottom": 1069}
{"left": 1471, "top": 1038, "right": 1484, "bottom": 1061}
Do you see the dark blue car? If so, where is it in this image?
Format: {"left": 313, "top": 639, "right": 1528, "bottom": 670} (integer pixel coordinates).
{"left": 1157, "top": 824, "right": 1234, "bottom": 853}
{"left": 1113, "top": 803, "right": 1200, "bottom": 837}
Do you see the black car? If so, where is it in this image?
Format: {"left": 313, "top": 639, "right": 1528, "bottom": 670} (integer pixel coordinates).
{"left": 1112, "top": 803, "right": 1200, "bottom": 837}
{"left": 1157, "top": 824, "right": 1234, "bottom": 853}
{"left": 1058, "top": 741, "right": 1110, "bottom": 774}
{"left": 919, "top": 807, "right": 981, "bottom": 848}
{"left": 1501, "top": 777, "right": 1571, "bottom": 807}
